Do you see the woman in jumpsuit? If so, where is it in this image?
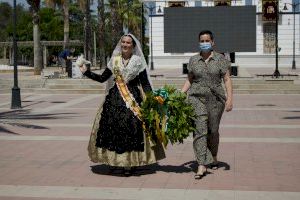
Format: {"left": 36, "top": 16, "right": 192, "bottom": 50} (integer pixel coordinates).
{"left": 181, "top": 30, "right": 233, "bottom": 179}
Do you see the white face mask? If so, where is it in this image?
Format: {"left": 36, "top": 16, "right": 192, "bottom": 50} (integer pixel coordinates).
{"left": 199, "top": 42, "right": 212, "bottom": 52}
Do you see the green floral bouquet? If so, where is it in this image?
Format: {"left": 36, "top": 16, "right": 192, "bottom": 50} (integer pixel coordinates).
{"left": 141, "top": 85, "right": 197, "bottom": 147}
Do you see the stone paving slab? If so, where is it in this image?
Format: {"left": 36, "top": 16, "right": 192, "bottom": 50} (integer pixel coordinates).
{"left": 0, "top": 197, "right": 107, "bottom": 200}
{"left": 1, "top": 135, "right": 300, "bottom": 144}
{"left": 0, "top": 140, "right": 299, "bottom": 191}
{"left": 220, "top": 128, "right": 300, "bottom": 138}
{"left": 2, "top": 124, "right": 300, "bottom": 138}
{"left": 0, "top": 93, "right": 300, "bottom": 199}
{"left": 0, "top": 185, "right": 299, "bottom": 200}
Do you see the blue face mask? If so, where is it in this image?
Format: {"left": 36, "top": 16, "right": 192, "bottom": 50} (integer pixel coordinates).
{"left": 199, "top": 42, "right": 212, "bottom": 52}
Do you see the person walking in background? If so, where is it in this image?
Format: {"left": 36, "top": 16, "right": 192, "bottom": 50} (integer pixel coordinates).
{"left": 181, "top": 30, "right": 233, "bottom": 179}
{"left": 78, "top": 34, "right": 165, "bottom": 176}
{"left": 58, "top": 47, "right": 75, "bottom": 76}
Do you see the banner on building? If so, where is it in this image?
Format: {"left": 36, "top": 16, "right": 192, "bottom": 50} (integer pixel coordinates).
{"left": 262, "top": 0, "right": 278, "bottom": 21}
{"left": 168, "top": 1, "right": 185, "bottom": 7}
{"left": 263, "top": 22, "right": 276, "bottom": 53}
{"left": 214, "top": 0, "right": 231, "bottom": 6}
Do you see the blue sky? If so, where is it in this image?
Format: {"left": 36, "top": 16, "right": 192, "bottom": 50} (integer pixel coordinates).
{"left": 0, "top": 0, "right": 29, "bottom": 8}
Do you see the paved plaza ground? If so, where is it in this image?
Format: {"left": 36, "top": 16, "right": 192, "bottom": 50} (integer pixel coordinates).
{"left": 0, "top": 67, "right": 300, "bottom": 199}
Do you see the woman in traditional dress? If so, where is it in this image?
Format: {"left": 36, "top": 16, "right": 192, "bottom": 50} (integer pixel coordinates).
{"left": 79, "top": 34, "right": 165, "bottom": 176}
{"left": 181, "top": 30, "right": 233, "bottom": 179}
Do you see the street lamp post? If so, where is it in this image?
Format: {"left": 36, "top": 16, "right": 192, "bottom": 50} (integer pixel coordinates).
{"left": 283, "top": 2, "right": 300, "bottom": 70}
{"left": 11, "top": 0, "right": 21, "bottom": 109}
{"left": 273, "top": 0, "right": 280, "bottom": 78}
{"left": 150, "top": 6, "right": 154, "bottom": 70}
{"left": 143, "top": 4, "right": 162, "bottom": 70}
{"left": 141, "top": 3, "right": 144, "bottom": 48}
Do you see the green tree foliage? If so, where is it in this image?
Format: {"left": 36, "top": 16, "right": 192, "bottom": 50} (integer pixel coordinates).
{"left": 2, "top": 3, "right": 33, "bottom": 64}
{"left": 0, "top": 2, "right": 12, "bottom": 41}
{"left": 1, "top": 3, "right": 32, "bottom": 41}
{"left": 0, "top": 0, "right": 146, "bottom": 66}
{"left": 69, "top": 3, "right": 84, "bottom": 41}
{"left": 40, "top": 8, "right": 63, "bottom": 41}
{"left": 0, "top": 2, "right": 88, "bottom": 59}
{"left": 100, "top": 0, "right": 144, "bottom": 61}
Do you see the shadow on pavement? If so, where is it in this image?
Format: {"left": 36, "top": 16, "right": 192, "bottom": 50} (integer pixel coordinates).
{"left": 182, "top": 160, "right": 230, "bottom": 172}
{"left": 0, "top": 126, "right": 20, "bottom": 135}
{"left": 22, "top": 101, "right": 46, "bottom": 108}
{"left": 283, "top": 116, "right": 300, "bottom": 119}
{"left": 90, "top": 160, "right": 230, "bottom": 177}
{"left": 50, "top": 101, "right": 67, "bottom": 104}
{"left": 210, "top": 161, "right": 230, "bottom": 170}
{"left": 0, "top": 109, "right": 76, "bottom": 120}
{"left": 91, "top": 163, "right": 193, "bottom": 177}
{"left": 0, "top": 109, "right": 77, "bottom": 134}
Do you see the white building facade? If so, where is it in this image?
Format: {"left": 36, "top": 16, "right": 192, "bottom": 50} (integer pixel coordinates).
{"left": 146, "top": 0, "right": 300, "bottom": 69}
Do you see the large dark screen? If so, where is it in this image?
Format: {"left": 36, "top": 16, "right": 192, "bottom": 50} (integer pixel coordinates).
{"left": 164, "top": 6, "right": 256, "bottom": 53}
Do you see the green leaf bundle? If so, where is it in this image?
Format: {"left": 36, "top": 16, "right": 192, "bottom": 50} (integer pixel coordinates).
{"left": 141, "top": 85, "right": 197, "bottom": 146}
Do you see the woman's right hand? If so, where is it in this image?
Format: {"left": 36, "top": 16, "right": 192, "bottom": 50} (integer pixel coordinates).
{"left": 181, "top": 79, "right": 191, "bottom": 94}
{"left": 79, "top": 64, "right": 88, "bottom": 73}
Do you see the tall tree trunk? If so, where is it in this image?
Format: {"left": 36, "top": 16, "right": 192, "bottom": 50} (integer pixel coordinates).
{"left": 98, "top": 0, "right": 105, "bottom": 68}
{"left": 63, "top": 0, "right": 69, "bottom": 49}
{"left": 27, "top": 0, "right": 42, "bottom": 75}
{"left": 110, "top": 0, "right": 123, "bottom": 48}
{"left": 32, "top": 10, "right": 42, "bottom": 75}
{"left": 84, "top": 0, "right": 92, "bottom": 61}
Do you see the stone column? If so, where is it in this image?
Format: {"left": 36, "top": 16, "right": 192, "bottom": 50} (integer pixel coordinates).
{"left": 43, "top": 45, "right": 47, "bottom": 69}
{"left": 3, "top": 47, "right": 7, "bottom": 59}
{"left": 9, "top": 47, "right": 13, "bottom": 65}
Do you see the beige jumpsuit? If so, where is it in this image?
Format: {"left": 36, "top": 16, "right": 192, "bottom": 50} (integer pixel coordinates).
{"left": 187, "top": 52, "right": 231, "bottom": 165}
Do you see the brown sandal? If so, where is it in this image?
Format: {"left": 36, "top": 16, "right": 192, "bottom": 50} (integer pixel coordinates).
{"left": 194, "top": 171, "right": 207, "bottom": 179}
{"left": 194, "top": 166, "right": 208, "bottom": 179}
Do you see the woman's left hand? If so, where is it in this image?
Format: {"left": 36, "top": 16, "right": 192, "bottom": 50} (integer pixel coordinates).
{"left": 225, "top": 99, "right": 233, "bottom": 112}
{"left": 79, "top": 64, "right": 88, "bottom": 73}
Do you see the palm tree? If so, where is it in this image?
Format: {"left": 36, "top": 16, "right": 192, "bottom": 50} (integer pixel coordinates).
{"left": 26, "top": 0, "right": 42, "bottom": 75}
{"left": 44, "top": 0, "right": 69, "bottom": 48}
{"left": 109, "top": 0, "right": 123, "bottom": 47}
{"left": 108, "top": 0, "right": 143, "bottom": 44}
{"left": 78, "top": 0, "right": 93, "bottom": 61}
{"left": 45, "top": 0, "right": 93, "bottom": 61}
{"left": 97, "top": 0, "right": 105, "bottom": 68}
{"left": 62, "top": 0, "right": 69, "bottom": 49}
{"left": 121, "top": 0, "right": 142, "bottom": 40}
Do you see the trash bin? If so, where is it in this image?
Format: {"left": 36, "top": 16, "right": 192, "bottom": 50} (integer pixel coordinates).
{"left": 66, "top": 60, "right": 72, "bottom": 78}
{"left": 230, "top": 65, "right": 238, "bottom": 76}
{"left": 183, "top": 63, "right": 188, "bottom": 74}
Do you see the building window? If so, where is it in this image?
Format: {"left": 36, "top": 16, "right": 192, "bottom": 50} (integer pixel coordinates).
{"left": 168, "top": 1, "right": 185, "bottom": 7}
{"left": 293, "top": 0, "right": 300, "bottom": 11}
{"left": 245, "top": 0, "right": 252, "bottom": 5}
{"left": 195, "top": 1, "right": 202, "bottom": 7}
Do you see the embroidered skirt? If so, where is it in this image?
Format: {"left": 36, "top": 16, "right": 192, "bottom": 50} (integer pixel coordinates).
{"left": 88, "top": 85, "right": 165, "bottom": 167}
